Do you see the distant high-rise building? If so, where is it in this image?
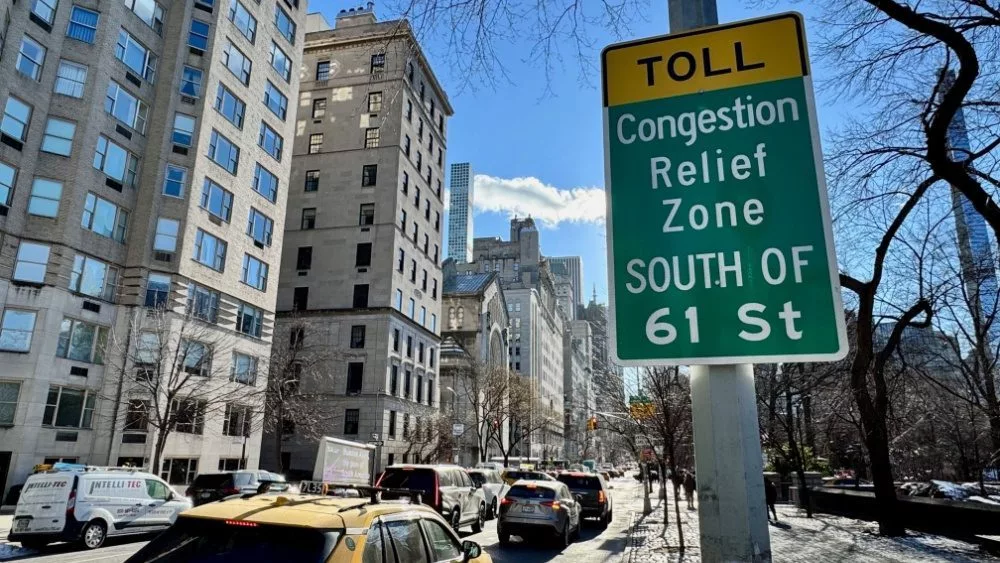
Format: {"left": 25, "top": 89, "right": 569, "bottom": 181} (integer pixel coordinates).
{"left": 549, "top": 256, "right": 583, "bottom": 320}
{"left": 448, "top": 162, "right": 473, "bottom": 262}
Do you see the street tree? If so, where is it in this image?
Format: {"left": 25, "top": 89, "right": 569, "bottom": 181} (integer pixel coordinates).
{"left": 449, "top": 363, "right": 513, "bottom": 463}
{"left": 490, "top": 376, "right": 560, "bottom": 466}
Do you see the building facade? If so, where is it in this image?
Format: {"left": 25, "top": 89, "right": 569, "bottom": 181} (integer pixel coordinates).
{"left": 263, "top": 7, "right": 451, "bottom": 476}
{"left": 447, "top": 162, "right": 473, "bottom": 263}
{"left": 548, "top": 256, "right": 582, "bottom": 319}
{"left": 562, "top": 327, "right": 592, "bottom": 461}
{"left": 0, "top": 0, "right": 305, "bottom": 497}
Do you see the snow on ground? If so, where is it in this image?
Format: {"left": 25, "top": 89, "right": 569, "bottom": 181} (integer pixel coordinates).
{"left": 0, "top": 543, "right": 35, "bottom": 561}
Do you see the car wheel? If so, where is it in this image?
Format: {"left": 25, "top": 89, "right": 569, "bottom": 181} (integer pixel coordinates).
{"left": 472, "top": 503, "right": 485, "bottom": 533}
{"left": 599, "top": 511, "right": 609, "bottom": 530}
{"left": 498, "top": 527, "right": 511, "bottom": 545}
{"left": 81, "top": 520, "right": 107, "bottom": 550}
{"left": 490, "top": 497, "right": 498, "bottom": 520}
{"left": 451, "top": 508, "right": 462, "bottom": 533}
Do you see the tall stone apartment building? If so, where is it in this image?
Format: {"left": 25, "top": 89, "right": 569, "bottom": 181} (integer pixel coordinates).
{"left": 0, "top": 0, "right": 305, "bottom": 497}
{"left": 265, "top": 6, "right": 451, "bottom": 475}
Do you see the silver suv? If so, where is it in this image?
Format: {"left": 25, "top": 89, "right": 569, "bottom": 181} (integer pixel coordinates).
{"left": 377, "top": 464, "right": 487, "bottom": 533}
{"left": 498, "top": 480, "right": 581, "bottom": 547}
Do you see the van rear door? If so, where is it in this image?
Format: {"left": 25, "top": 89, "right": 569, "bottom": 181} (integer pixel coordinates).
{"left": 13, "top": 474, "right": 75, "bottom": 534}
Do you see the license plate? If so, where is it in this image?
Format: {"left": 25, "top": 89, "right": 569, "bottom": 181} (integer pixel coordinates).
{"left": 521, "top": 505, "right": 535, "bottom": 513}
{"left": 14, "top": 519, "right": 29, "bottom": 531}
{"left": 200, "top": 492, "right": 211, "bottom": 498}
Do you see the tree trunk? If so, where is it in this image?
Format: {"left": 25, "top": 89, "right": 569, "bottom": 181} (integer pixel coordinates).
{"left": 866, "top": 421, "right": 904, "bottom": 536}
{"left": 152, "top": 430, "right": 169, "bottom": 477}
{"left": 674, "top": 478, "right": 684, "bottom": 552}
{"left": 802, "top": 393, "right": 816, "bottom": 451}
{"left": 785, "top": 369, "right": 812, "bottom": 518}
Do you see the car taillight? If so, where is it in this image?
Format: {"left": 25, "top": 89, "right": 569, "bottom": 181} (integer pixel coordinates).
{"left": 541, "top": 500, "right": 561, "bottom": 511}
{"left": 66, "top": 488, "right": 76, "bottom": 517}
{"left": 598, "top": 491, "right": 606, "bottom": 504}
{"left": 223, "top": 487, "right": 241, "bottom": 495}
{"left": 500, "top": 497, "right": 513, "bottom": 506}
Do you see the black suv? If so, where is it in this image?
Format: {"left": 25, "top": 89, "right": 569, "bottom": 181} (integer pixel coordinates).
{"left": 377, "top": 464, "right": 487, "bottom": 533}
{"left": 556, "top": 472, "right": 613, "bottom": 527}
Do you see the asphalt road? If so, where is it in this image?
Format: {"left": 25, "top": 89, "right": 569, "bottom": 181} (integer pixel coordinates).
{"left": 2, "top": 479, "right": 639, "bottom": 563}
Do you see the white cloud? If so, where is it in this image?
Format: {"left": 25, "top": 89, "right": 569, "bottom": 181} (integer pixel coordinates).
{"left": 473, "top": 174, "right": 606, "bottom": 227}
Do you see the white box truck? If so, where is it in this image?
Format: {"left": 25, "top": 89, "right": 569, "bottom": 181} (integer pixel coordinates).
{"left": 299, "top": 437, "right": 376, "bottom": 494}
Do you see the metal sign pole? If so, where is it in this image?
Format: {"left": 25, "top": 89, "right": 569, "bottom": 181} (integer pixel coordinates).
{"left": 668, "top": 1, "right": 772, "bottom": 561}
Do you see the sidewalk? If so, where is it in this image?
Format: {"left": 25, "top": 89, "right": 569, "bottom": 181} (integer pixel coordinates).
{"left": 623, "top": 486, "right": 997, "bottom": 562}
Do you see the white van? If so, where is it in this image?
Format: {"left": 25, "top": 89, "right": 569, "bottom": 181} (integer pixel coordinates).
{"left": 8, "top": 466, "right": 192, "bottom": 550}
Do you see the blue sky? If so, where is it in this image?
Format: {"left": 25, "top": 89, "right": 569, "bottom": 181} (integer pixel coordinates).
{"left": 319, "top": 1, "right": 840, "bottom": 304}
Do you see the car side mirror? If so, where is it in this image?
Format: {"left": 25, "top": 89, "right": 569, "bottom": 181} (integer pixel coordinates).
{"left": 462, "top": 540, "right": 482, "bottom": 561}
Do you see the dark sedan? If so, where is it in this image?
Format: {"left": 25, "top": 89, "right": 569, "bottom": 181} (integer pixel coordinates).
{"left": 556, "top": 472, "right": 613, "bottom": 528}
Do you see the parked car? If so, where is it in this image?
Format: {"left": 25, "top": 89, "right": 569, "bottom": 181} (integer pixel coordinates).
{"left": 187, "top": 470, "right": 289, "bottom": 506}
{"left": 123, "top": 483, "right": 492, "bottom": 563}
{"left": 497, "top": 481, "right": 581, "bottom": 547}
{"left": 9, "top": 464, "right": 191, "bottom": 550}
{"left": 377, "top": 464, "right": 487, "bottom": 533}
{"left": 501, "top": 468, "right": 556, "bottom": 485}
{"left": 468, "top": 469, "right": 506, "bottom": 519}
{"left": 556, "top": 471, "right": 614, "bottom": 528}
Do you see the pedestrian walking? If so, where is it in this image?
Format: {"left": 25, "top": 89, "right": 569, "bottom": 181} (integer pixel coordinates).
{"left": 765, "top": 478, "right": 779, "bottom": 521}
{"left": 671, "top": 470, "right": 682, "bottom": 497}
{"left": 683, "top": 470, "right": 696, "bottom": 509}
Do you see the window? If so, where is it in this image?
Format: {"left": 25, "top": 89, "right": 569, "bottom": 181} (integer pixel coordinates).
{"left": 13, "top": 242, "right": 49, "bottom": 282}
{"left": 410, "top": 259, "right": 417, "bottom": 282}
{"left": 301, "top": 207, "right": 315, "bottom": 229}
{"left": 187, "top": 283, "right": 220, "bottom": 322}
{"left": 236, "top": 302, "right": 263, "bottom": 337}
{"left": 365, "top": 127, "right": 380, "bottom": 148}
{"left": 160, "top": 458, "right": 198, "bottom": 485}
{"left": 416, "top": 374, "right": 423, "bottom": 403}
{"left": 421, "top": 270, "right": 427, "bottom": 291}
{"left": 344, "top": 408, "right": 359, "bottom": 434}
{"left": 430, "top": 314, "right": 437, "bottom": 332}
{"left": 420, "top": 306, "right": 427, "bottom": 326}
{"left": 274, "top": 4, "right": 295, "bottom": 42}
{"left": 429, "top": 134, "right": 434, "bottom": 153}
{"left": 105, "top": 81, "right": 149, "bottom": 133}
{"left": 56, "top": 318, "right": 108, "bottom": 363}
{"left": 364, "top": 91, "right": 383, "bottom": 113}
{"left": 172, "top": 113, "right": 196, "bottom": 147}
{"left": 438, "top": 150, "right": 443, "bottom": 168}
{"left": 392, "top": 329, "right": 400, "bottom": 352}
{"left": 70, "top": 254, "right": 117, "bottom": 300}
{"left": 312, "top": 98, "right": 326, "bottom": 118}
{"left": 292, "top": 287, "right": 308, "bottom": 310}
{"left": 353, "top": 284, "right": 369, "bottom": 308}
{"left": 116, "top": 29, "right": 156, "bottom": 81}
{"left": 54, "top": 60, "right": 87, "bottom": 97}
{"left": 1, "top": 97, "right": 31, "bottom": 141}
{"left": 241, "top": 254, "right": 268, "bottom": 290}
{"left": 404, "top": 370, "right": 411, "bottom": 396}
{"left": 193, "top": 229, "right": 226, "bottom": 271}
{"left": 223, "top": 403, "right": 252, "bottom": 436}
{"left": 200, "top": 178, "right": 233, "bottom": 221}
{"left": 420, "top": 82, "right": 426, "bottom": 102}
{"left": 429, "top": 348, "right": 436, "bottom": 368}
{"left": 402, "top": 172, "right": 409, "bottom": 193}
{"left": 81, "top": 193, "right": 128, "bottom": 242}
{"left": 180, "top": 66, "right": 203, "bottom": 97}
{"left": 346, "top": 362, "right": 363, "bottom": 394}
{"left": 303, "top": 170, "right": 320, "bottom": 192}
{"left": 296, "top": 247, "right": 312, "bottom": 270}
{"left": 17, "top": 36, "right": 45, "bottom": 80}
{"left": 359, "top": 203, "right": 374, "bottom": 225}
{"left": 171, "top": 398, "right": 205, "bottom": 434}
{"left": 397, "top": 249, "right": 405, "bottom": 272}
{"left": 214, "top": 84, "right": 245, "bottom": 128}
{"left": 399, "top": 209, "right": 407, "bottom": 230}
{"left": 394, "top": 289, "right": 402, "bottom": 310}
{"left": 423, "top": 234, "right": 429, "bottom": 254}
{"left": 414, "top": 187, "right": 420, "bottom": 207}
{"left": 123, "top": 400, "right": 149, "bottom": 432}
{"left": 258, "top": 121, "right": 283, "bottom": 160}
{"left": 247, "top": 208, "right": 273, "bottom": 246}
{"left": 67, "top": 7, "right": 99, "bottom": 43}
{"left": 408, "top": 299, "right": 415, "bottom": 318}
{"left": 188, "top": 19, "right": 210, "bottom": 50}
{"left": 144, "top": 273, "right": 170, "bottom": 307}
{"left": 309, "top": 133, "right": 323, "bottom": 154}
{"left": 27, "top": 178, "right": 61, "bottom": 217}
{"left": 153, "top": 218, "right": 179, "bottom": 251}
{"left": 433, "top": 245, "right": 439, "bottom": 263}
{"left": 370, "top": 53, "right": 384, "bottom": 77}
{"left": 362, "top": 165, "right": 377, "bottom": 187}
{"left": 355, "top": 243, "right": 372, "bottom": 267}
{"left": 269, "top": 41, "right": 290, "bottom": 81}
{"left": 350, "top": 325, "right": 365, "bottom": 348}
{"left": 316, "top": 60, "right": 329, "bottom": 81}
{"left": 208, "top": 130, "right": 240, "bottom": 174}
{"left": 228, "top": 0, "right": 256, "bottom": 43}
{"left": 162, "top": 164, "right": 186, "bottom": 198}
{"left": 232, "top": 353, "right": 257, "bottom": 384}
{"left": 253, "top": 163, "right": 278, "bottom": 202}
{"left": 135, "top": 331, "right": 160, "bottom": 371}
{"left": 43, "top": 386, "right": 95, "bottom": 428}
{"left": 388, "top": 409, "right": 397, "bottom": 435}
{"left": 125, "top": 0, "right": 164, "bottom": 33}
{"left": 264, "top": 82, "right": 287, "bottom": 119}
{"left": 416, "top": 152, "right": 422, "bottom": 171}
{"left": 417, "top": 119, "right": 424, "bottom": 140}
{"left": 406, "top": 99, "right": 413, "bottom": 121}
{"left": 223, "top": 41, "right": 251, "bottom": 84}
{"left": 404, "top": 135, "right": 411, "bottom": 157}
{"left": 93, "top": 135, "right": 139, "bottom": 187}
{"left": 31, "top": 0, "right": 57, "bottom": 24}
{"left": 435, "top": 211, "right": 441, "bottom": 231}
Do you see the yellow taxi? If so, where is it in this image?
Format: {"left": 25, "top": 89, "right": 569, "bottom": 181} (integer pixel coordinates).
{"left": 122, "top": 485, "right": 492, "bottom": 563}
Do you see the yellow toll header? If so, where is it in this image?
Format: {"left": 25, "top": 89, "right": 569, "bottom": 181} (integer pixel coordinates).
{"left": 602, "top": 13, "right": 809, "bottom": 107}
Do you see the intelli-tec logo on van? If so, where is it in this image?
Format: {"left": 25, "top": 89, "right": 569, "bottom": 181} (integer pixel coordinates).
{"left": 23, "top": 481, "right": 68, "bottom": 490}
{"left": 89, "top": 479, "right": 144, "bottom": 494}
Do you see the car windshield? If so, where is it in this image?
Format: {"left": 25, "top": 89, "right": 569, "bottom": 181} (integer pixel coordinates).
{"left": 507, "top": 471, "right": 543, "bottom": 481}
{"left": 558, "top": 475, "right": 602, "bottom": 489}
{"left": 126, "top": 517, "right": 340, "bottom": 563}
{"left": 378, "top": 468, "right": 435, "bottom": 496}
{"left": 190, "top": 474, "right": 232, "bottom": 489}
{"left": 506, "top": 485, "right": 555, "bottom": 500}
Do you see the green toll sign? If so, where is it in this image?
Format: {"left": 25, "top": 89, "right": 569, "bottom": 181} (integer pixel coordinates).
{"left": 601, "top": 13, "right": 847, "bottom": 365}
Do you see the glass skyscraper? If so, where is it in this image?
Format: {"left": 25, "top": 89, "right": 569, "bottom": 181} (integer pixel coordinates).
{"left": 448, "top": 163, "right": 474, "bottom": 262}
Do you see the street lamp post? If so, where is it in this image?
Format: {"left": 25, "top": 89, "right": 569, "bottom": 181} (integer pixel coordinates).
{"left": 445, "top": 386, "right": 458, "bottom": 464}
